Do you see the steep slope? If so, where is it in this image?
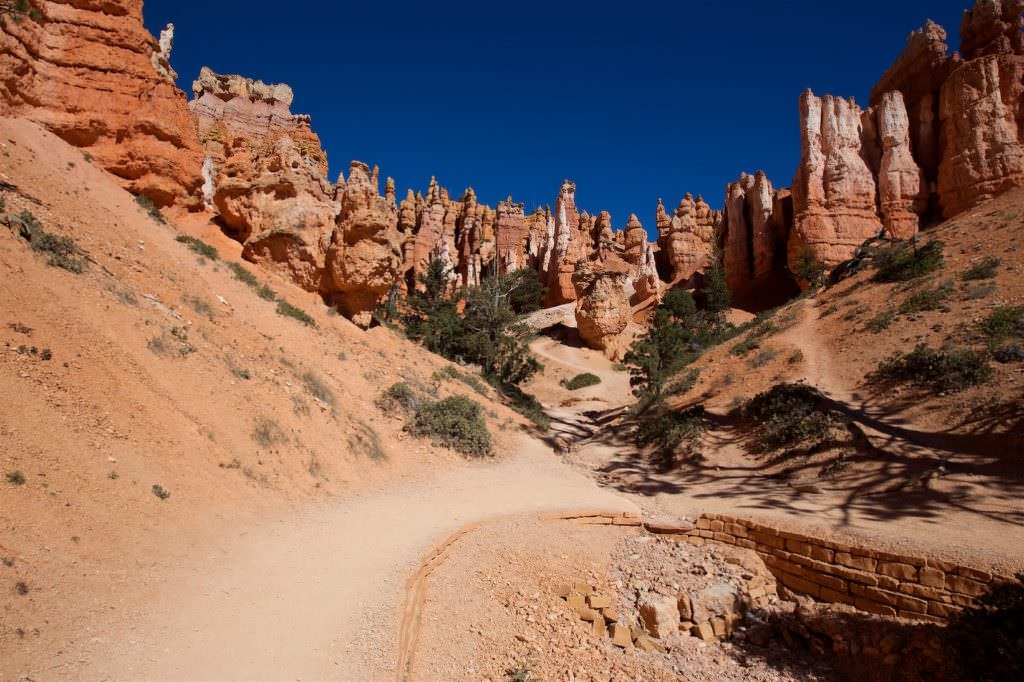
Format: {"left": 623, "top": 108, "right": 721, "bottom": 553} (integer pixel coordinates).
{"left": 0, "top": 117, "right": 634, "bottom": 679}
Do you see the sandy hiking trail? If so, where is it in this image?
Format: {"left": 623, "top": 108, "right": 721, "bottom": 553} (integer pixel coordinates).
{"left": 71, "top": 433, "right": 635, "bottom": 682}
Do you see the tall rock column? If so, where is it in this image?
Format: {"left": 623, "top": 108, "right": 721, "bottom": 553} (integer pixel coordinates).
{"left": 876, "top": 91, "right": 926, "bottom": 238}
{"left": 790, "top": 90, "right": 883, "bottom": 270}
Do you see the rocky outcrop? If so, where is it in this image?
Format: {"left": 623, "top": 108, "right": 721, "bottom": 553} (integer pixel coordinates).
{"left": 656, "top": 194, "right": 716, "bottom": 284}
{"left": 325, "top": 161, "right": 403, "bottom": 325}
{"left": 190, "top": 69, "right": 337, "bottom": 290}
{"left": 720, "top": 173, "right": 794, "bottom": 299}
{"left": 542, "top": 180, "right": 592, "bottom": 306}
{"left": 790, "top": 91, "right": 884, "bottom": 270}
{"left": 0, "top": 0, "right": 205, "bottom": 207}
{"left": 572, "top": 265, "right": 635, "bottom": 360}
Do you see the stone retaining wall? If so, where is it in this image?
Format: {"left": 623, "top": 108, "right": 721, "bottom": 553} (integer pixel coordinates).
{"left": 650, "top": 513, "right": 1008, "bottom": 623}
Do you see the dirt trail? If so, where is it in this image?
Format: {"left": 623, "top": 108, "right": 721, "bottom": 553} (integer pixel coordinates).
{"left": 73, "top": 433, "right": 635, "bottom": 682}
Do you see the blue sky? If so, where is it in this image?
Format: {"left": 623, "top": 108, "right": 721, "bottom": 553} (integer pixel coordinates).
{"left": 144, "top": 0, "right": 969, "bottom": 233}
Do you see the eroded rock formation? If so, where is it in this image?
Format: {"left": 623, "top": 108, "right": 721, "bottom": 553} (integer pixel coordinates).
{"left": 0, "top": 0, "right": 204, "bottom": 207}
{"left": 656, "top": 194, "right": 717, "bottom": 285}
{"left": 190, "top": 69, "right": 337, "bottom": 290}
{"left": 572, "top": 265, "right": 635, "bottom": 360}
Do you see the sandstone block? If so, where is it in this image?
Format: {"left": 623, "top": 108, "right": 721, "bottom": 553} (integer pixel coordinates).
{"left": 639, "top": 592, "right": 680, "bottom": 639}
{"left": 835, "top": 552, "right": 877, "bottom": 572}
{"left": 918, "top": 567, "right": 945, "bottom": 588}
{"left": 878, "top": 562, "right": 918, "bottom": 581}
{"left": 611, "top": 624, "right": 634, "bottom": 649}
{"left": 945, "top": 575, "right": 988, "bottom": 597}
{"left": 692, "top": 622, "right": 716, "bottom": 642}
{"left": 587, "top": 595, "right": 611, "bottom": 610}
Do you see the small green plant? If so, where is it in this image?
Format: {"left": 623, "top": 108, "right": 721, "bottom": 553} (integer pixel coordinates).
{"left": 563, "top": 373, "right": 601, "bottom": 391}
{"left": 252, "top": 417, "right": 286, "bottom": 448}
{"left": 962, "top": 282, "right": 997, "bottom": 301}
{"left": 151, "top": 484, "right": 170, "bottom": 501}
{"left": 227, "top": 261, "right": 259, "bottom": 287}
{"left": 14, "top": 581, "right": 29, "bottom": 596}
{"left": 376, "top": 382, "right": 419, "bottom": 413}
{"left": 980, "top": 305, "right": 1024, "bottom": 341}
{"left": 257, "top": 284, "right": 277, "bottom": 301}
{"left": 731, "top": 337, "right": 760, "bottom": 357}
{"left": 962, "top": 256, "right": 1001, "bottom": 281}
{"left": 743, "top": 384, "right": 841, "bottom": 450}
{"left": 108, "top": 471, "right": 119, "bottom": 480}
{"left": 751, "top": 346, "right": 779, "bottom": 369}
{"left": 175, "top": 235, "right": 219, "bottom": 260}
{"left": 349, "top": 420, "right": 387, "bottom": 461}
{"left": 225, "top": 357, "right": 252, "bottom": 380}
{"left": 865, "top": 310, "right": 895, "bottom": 333}
{"left": 899, "top": 284, "right": 953, "bottom": 314}
{"left": 432, "top": 366, "right": 489, "bottom": 396}
{"left": 301, "top": 370, "right": 334, "bottom": 407}
{"left": 276, "top": 301, "right": 316, "bottom": 327}
{"left": 788, "top": 349, "right": 804, "bottom": 365}
{"left": 792, "top": 245, "right": 826, "bottom": 288}
{"left": 507, "top": 662, "right": 534, "bottom": 682}
{"left": 877, "top": 344, "right": 993, "bottom": 393}
{"left": 6, "top": 470, "right": 26, "bottom": 485}
{"left": 134, "top": 195, "right": 165, "bottom": 223}
{"left": 872, "top": 240, "right": 945, "bottom": 283}
{"left": 147, "top": 327, "right": 195, "bottom": 358}
{"left": 499, "top": 383, "right": 551, "bottom": 431}
{"left": 406, "top": 396, "right": 493, "bottom": 457}
{"left": 184, "top": 296, "right": 215, "bottom": 319}
{"left": 15, "top": 210, "right": 87, "bottom": 273}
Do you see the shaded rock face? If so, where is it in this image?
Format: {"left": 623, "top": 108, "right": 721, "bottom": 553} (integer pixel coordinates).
{"left": 572, "top": 265, "right": 634, "bottom": 360}
{"left": 722, "top": 172, "right": 791, "bottom": 292}
{"left": 876, "top": 91, "right": 927, "bottom": 238}
{"left": 191, "top": 68, "right": 337, "bottom": 291}
{"left": 0, "top": 0, "right": 205, "bottom": 207}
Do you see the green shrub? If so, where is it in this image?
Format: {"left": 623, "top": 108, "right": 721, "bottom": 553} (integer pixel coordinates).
{"left": 877, "top": 344, "right": 993, "bottom": 392}
{"left": 433, "top": 366, "right": 489, "bottom": 396}
{"left": 564, "top": 373, "right": 601, "bottom": 391}
{"left": 865, "top": 310, "right": 895, "bottom": 333}
{"left": 301, "top": 370, "right": 334, "bottom": 406}
{"left": 962, "top": 282, "right": 997, "bottom": 301}
{"left": 635, "top": 406, "right": 706, "bottom": 467}
{"left": 788, "top": 349, "right": 804, "bottom": 365}
{"left": 407, "top": 396, "right": 493, "bottom": 457}
{"left": 872, "top": 240, "right": 944, "bottom": 282}
{"left": 151, "top": 484, "right": 170, "bottom": 501}
{"left": 980, "top": 306, "right": 1024, "bottom": 341}
{"left": 792, "top": 245, "right": 826, "bottom": 287}
{"left": 227, "top": 261, "right": 259, "bottom": 287}
{"left": 16, "top": 210, "right": 87, "bottom": 273}
{"left": 962, "top": 256, "right": 1001, "bottom": 281}
{"left": 349, "top": 420, "right": 387, "bottom": 461}
{"left": 751, "top": 346, "right": 779, "bottom": 368}
{"left": 6, "top": 470, "right": 26, "bottom": 485}
{"left": 135, "top": 195, "right": 165, "bottom": 223}
{"left": 175, "top": 235, "right": 219, "bottom": 260}
{"left": 184, "top": 296, "right": 215, "bottom": 319}
{"left": 994, "top": 344, "right": 1024, "bottom": 364}
{"left": 499, "top": 383, "right": 551, "bottom": 431}
{"left": 899, "top": 284, "right": 953, "bottom": 314}
{"left": 276, "top": 301, "right": 316, "bottom": 327}
{"left": 257, "top": 283, "right": 277, "bottom": 301}
{"left": 743, "top": 384, "right": 840, "bottom": 450}
{"left": 731, "top": 337, "right": 760, "bottom": 357}
{"left": 376, "top": 382, "right": 419, "bottom": 413}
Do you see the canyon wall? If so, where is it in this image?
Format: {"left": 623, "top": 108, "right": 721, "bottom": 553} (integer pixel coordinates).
{"left": 0, "top": 1, "right": 204, "bottom": 207}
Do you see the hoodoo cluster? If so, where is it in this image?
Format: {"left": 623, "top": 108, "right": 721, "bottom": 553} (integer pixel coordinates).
{"left": 2, "top": 0, "right": 1022, "bottom": 346}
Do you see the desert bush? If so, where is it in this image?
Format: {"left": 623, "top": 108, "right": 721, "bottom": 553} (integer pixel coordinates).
{"left": 175, "top": 235, "right": 219, "bottom": 260}
{"left": 994, "top": 344, "right": 1024, "bottom": 364}
{"left": 6, "top": 470, "right": 26, "bottom": 485}
{"left": 962, "top": 256, "right": 1001, "bottom": 281}
{"left": 185, "top": 296, "right": 215, "bottom": 319}
{"left": 15, "top": 581, "right": 29, "bottom": 595}
{"left": 376, "top": 382, "right": 419, "bottom": 413}
{"left": 876, "top": 344, "right": 993, "bottom": 392}
{"left": 433, "top": 366, "right": 489, "bottom": 396}
{"left": 961, "top": 282, "right": 997, "bottom": 301}
{"left": 635, "top": 406, "right": 706, "bottom": 467}
{"left": 791, "top": 245, "right": 826, "bottom": 288}
{"left": 866, "top": 310, "right": 895, "bottom": 333}
{"left": 16, "top": 210, "right": 87, "bottom": 273}
{"left": 257, "top": 283, "right": 277, "bottom": 301}
{"left": 276, "top": 301, "right": 316, "bottom": 327}
{"left": 151, "top": 484, "right": 170, "bottom": 501}
{"left": 227, "top": 261, "right": 259, "bottom": 287}
{"left": 899, "top": 284, "right": 953, "bottom": 314}
{"left": 788, "top": 349, "right": 804, "bottom": 364}
{"left": 406, "top": 396, "right": 493, "bottom": 457}
{"left": 147, "top": 327, "right": 195, "bottom": 358}
{"left": 349, "top": 420, "right": 388, "bottom": 461}
{"left": 252, "top": 417, "right": 286, "bottom": 448}
{"left": 872, "top": 240, "right": 944, "bottom": 282}
{"left": 499, "top": 384, "right": 551, "bottom": 431}
{"left": 564, "top": 373, "right": 601, "bottom": 391}
{"left": 980, "top": 305, "right": 1024, "bottom": 341}
{"left": 743, "top": 384, "right": 840, "bottom": 450}
{"left": 751, "top": 346, "right": 779, "bottom": 368}
{"left": 301, "top": 370, "right": 334, "bottom": 406}
{"left": 134, "top": 195, "right": 165, "bottom": 223}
